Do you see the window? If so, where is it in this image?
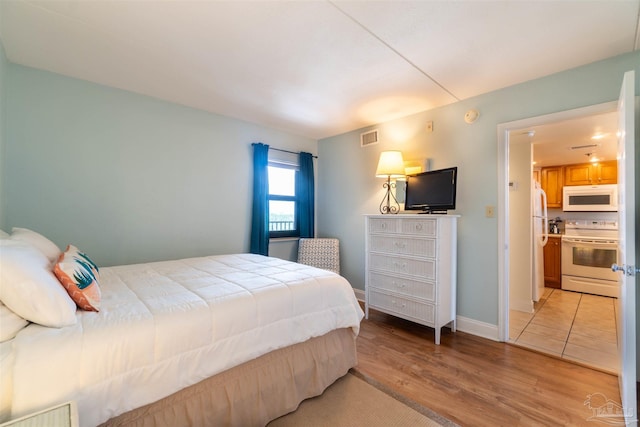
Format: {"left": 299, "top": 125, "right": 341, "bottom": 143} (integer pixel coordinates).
{"left": 268, "top": 164, "right": 298, "bottom": 238}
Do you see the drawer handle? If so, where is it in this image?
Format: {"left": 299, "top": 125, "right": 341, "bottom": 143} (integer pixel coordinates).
{"left": 390, "top": 300, "right": 407, "bottom": 308}
{"left": 381, "top": 223, "right": 387, "bottom": 229}
{"left": 393, "top": 241, "right": 407, "bottom": 249}
{"left": 392, "top": 281, "right": 406, "bottom": 289}
{"left": 392, "top": 262, "right": 407, "bottom": 270}
{"left": 415, "top": 224, "right": 423, "bottom": 231}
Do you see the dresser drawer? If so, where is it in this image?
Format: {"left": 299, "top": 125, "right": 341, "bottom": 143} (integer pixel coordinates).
{"left": 400, "top": 218, "right": 437, "bottom": 237}
{"left": 368, "top": 235, "right": 436, "bottom": 258}
{"left": 369, "top": 272, "right": 435, "bottom": 301}
{"left": 369, "top": 253, "right": 436, "bottom": 280}
{"left": 369, "top": 290, "right": 435, "bottom": 324}
{"left": 368, "top": 218, "right": 399, "bottom": 234}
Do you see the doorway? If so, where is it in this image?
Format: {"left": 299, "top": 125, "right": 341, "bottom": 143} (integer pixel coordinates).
{"left": 496, "top": 101, "right": 620, "bottom": 347}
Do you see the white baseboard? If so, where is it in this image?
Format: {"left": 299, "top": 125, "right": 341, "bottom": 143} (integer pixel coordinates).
{"left": 353, "top": 288, "right": 500, "bottom": 342}
{"left": 509, "top": 299, "right": 534, "bottom": 314}
{"left": 455, "top": 316, "right": 500, "bottom": 342}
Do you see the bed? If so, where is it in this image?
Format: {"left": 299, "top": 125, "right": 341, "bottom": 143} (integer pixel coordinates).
{"left": 0, "top": 232, "right": 364, "bottom": 427}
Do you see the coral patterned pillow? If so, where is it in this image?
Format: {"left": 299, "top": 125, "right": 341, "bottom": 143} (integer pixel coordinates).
{"left": 53, "top": 245, "right": 101, "bottom": 312}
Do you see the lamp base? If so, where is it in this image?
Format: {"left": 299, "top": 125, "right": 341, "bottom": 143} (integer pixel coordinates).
{"left": 379, "top": 178, "right": 400, "bottom": 214}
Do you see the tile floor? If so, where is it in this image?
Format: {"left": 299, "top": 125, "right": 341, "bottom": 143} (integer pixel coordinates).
{"left": 509, "top": 287, "right": 618, "bottom": 374}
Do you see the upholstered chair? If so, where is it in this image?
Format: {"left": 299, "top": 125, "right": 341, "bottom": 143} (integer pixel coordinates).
{"left": 297, "top": 238, "right": 340, "bottom": 274}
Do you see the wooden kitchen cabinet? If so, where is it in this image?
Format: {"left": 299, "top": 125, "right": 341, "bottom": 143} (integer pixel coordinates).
{"left": 597, "top": 161, "right": 618, "bottom": 183}
{"left": 543, "top": 235, "right": 562, "bottom": 289}
{"left": 541, "top": 166, "right": 563, "bottom": 208}
{"left": 564, "top": 160, "right": 617, "bottom": 186}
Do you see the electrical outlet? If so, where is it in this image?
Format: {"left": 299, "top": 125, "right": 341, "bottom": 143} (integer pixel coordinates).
{"left": 485, "top": 206, "right": 495, "bottom": 218}
{"left": 426, "top": 121, "right": 433, "bottom": 133}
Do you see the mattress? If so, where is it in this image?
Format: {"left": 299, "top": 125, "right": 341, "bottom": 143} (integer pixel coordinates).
{"left": 3, "top": 254, "right": 363, "bottom": 427}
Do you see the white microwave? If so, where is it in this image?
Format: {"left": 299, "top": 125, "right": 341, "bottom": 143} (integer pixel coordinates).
{"left": 563, "top": 184, "right": 618, "bottom": 211}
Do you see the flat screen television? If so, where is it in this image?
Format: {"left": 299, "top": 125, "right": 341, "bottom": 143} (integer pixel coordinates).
{"left": 404, "top": 167, "right": 458, "bottom": 214}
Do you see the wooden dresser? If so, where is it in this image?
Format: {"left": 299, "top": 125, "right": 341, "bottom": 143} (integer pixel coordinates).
{"left": 364, "top": 214, "right": 458, "bottom": 344}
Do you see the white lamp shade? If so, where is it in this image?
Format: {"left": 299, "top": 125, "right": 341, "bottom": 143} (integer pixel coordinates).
{"left": 375, "top": 151, "right": 405, "bottom": 178}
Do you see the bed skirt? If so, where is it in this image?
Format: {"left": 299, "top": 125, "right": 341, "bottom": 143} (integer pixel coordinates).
{"left": 100, "top": 328, "right": 357, "bottom": 427}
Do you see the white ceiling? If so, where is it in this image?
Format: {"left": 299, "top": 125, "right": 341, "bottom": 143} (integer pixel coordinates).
{"left": 1, "top": 0, "right": 639, "bottom": 139}
{"left": 511, "top": 111, "right": 619, "bottom": 168}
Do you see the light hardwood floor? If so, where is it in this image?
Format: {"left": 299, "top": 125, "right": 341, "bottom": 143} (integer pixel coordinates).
{"left": 355, "top": 305, "right": 621, "bottom": 427}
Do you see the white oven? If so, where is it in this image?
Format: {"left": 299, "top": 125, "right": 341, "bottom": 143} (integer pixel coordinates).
{"left": 563, "top": 184, "right": 617, "bottom": 211}
{"left": 561, "top": 220, "right": 619, "bottom": 297}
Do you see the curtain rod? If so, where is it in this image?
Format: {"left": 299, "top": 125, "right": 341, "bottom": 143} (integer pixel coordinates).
{"left": 252, "top": 143, "right": 318, "bottom": 159}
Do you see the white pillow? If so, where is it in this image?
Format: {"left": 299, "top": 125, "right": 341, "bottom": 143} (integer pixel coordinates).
{"left": 0, "top": 301, "right": 29, "bottom": 342}
{"left": 0, "top": 230, "right": 9, "bottom": 239}
{"left": 10, "top": 227, "right": 61, "bottom": 263}
{"left": 0, "top": 240, "right": 77, "bottom": 327}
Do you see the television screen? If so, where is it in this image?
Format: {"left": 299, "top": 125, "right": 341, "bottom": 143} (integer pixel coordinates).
{"left": 404, "top": 167, "right": 458, "bottom": 213}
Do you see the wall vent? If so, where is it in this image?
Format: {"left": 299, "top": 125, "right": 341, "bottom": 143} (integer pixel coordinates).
{"left": 360, "top": 129, "right": 379, "bottom": 147}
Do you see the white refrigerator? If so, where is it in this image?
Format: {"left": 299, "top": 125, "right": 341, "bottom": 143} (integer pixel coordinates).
{"left": 532, "top": 181, "right": 548, "bottom": 302}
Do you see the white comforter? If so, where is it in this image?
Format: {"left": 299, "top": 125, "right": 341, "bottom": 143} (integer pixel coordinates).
{"left": 5, "top": 254, "right": 364, "bottom": 426}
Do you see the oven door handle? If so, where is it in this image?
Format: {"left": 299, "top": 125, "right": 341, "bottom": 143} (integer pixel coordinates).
{"left": 562, "top": 237, "right": 618, "bottom": 245}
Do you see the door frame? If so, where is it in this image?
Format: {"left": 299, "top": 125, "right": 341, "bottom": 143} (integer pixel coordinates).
{"left": 496, "top": 100, "right": 618, "bottom": 341}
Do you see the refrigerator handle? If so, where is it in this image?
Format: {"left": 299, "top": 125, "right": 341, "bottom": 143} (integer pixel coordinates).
{"left": 540, "top": 187, "right": 548, "bottom": 245}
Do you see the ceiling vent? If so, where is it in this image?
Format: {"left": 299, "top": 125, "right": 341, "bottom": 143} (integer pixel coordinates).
{"left": 569, "top": 143, "right": 599, "bottom": 150}
{"left": 361, "top": 129, "right": 379, "bottom": 147}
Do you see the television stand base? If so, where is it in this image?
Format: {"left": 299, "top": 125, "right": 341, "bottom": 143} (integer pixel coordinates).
{"left": 420, "top": 210, "right": 448, "bottom": 215}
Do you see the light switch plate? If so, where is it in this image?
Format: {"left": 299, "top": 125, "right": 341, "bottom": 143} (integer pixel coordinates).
{"left": 426, "top": 121, "right": 433, "bottom": 132}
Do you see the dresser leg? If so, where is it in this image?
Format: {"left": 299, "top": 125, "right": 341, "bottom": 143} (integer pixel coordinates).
{"left": 435, "top": 328, "right": 441, "bottom": 345}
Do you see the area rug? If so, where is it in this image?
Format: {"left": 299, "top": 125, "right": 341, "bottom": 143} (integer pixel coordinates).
{"left": 268, "top": 369, "right": 460, "bottom": 427}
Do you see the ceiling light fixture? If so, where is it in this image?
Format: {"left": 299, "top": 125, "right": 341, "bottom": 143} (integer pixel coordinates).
{"left": 586, "top": 152, "right": 599, "bottom": 163}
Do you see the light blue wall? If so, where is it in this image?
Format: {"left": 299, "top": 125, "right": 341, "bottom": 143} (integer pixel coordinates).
{"left": 318, "top": 52, "right": 640, "bottom": 326}
{"left": 3, "top": 63, "right": 316, "bottom": 266}
{"left": 2, "top": 47, "right": 638, "bottom": 329}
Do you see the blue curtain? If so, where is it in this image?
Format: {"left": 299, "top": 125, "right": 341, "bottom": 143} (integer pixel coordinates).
{"left": 296, "top": 152, "right": 315, "bottom": 238}
{"left": 250, "top": 143, "right": 269, "bottom": 255}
